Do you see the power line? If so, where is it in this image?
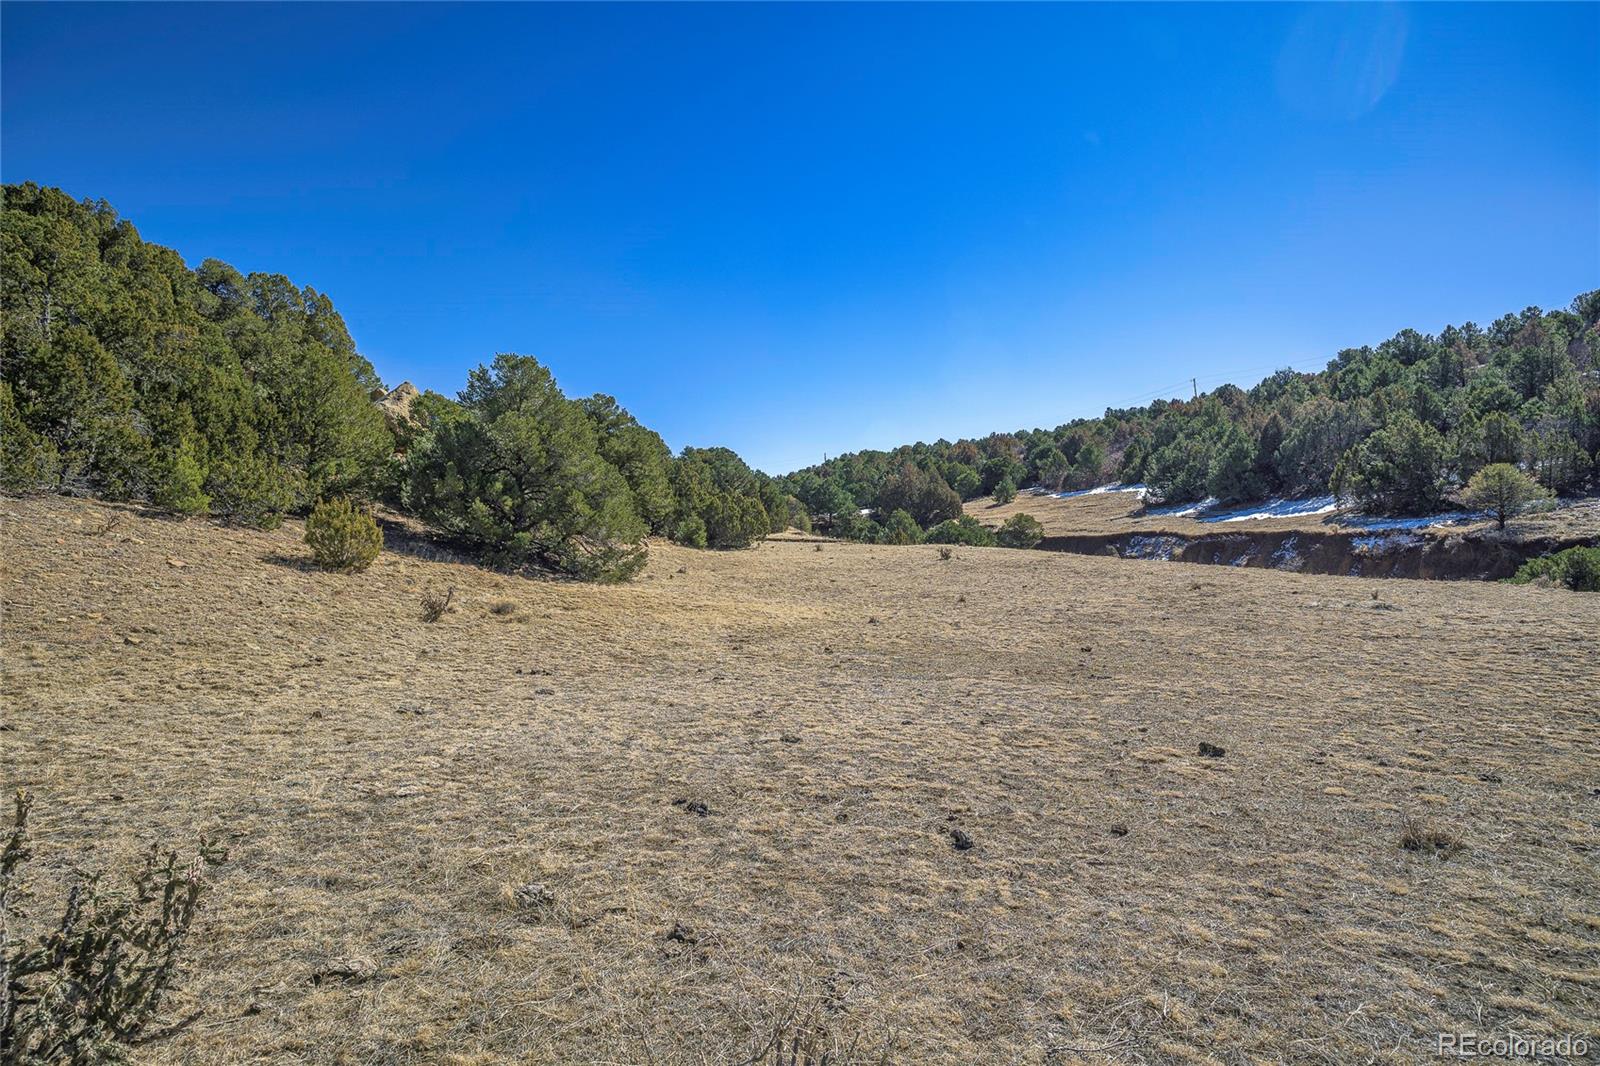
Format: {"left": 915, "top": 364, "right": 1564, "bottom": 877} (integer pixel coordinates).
{"left": 1105, "top": 358, "right": 1329, "bottom": 410}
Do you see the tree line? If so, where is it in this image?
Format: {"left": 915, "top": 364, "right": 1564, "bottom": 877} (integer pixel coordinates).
{"left": 780, "top": 292, "right": 1600, "bottom": 540}
{"left": 1, "top": 184, "right": 799, "bottom": 580}
{"left": 6, "top": 184, "right": 1596, "bottom": 576}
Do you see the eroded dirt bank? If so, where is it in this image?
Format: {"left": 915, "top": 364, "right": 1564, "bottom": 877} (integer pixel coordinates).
{"left": 1040, "top": 528, "right": 1594, "bottom": 580}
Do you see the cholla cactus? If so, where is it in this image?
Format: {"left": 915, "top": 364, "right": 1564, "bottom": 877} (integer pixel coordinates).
{"left": 1, "top": 791, "right": 226, "bottom": 1064}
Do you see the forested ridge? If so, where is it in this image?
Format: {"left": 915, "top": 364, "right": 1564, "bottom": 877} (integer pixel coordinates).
{"left": 779, "top": 291, "right": 1600, "bottom": 542}
{"left": 4, "top": 183, "right": 1597, "bottom": 575}
{"left": 1, "top": 183, "right": 798, "bottom": 579}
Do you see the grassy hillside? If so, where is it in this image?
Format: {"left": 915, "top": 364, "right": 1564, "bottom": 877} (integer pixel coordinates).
{"left": 782, "top": 294, "right": 1600, "bottom": 542}
{"left": 4, "top": 496, "right": 1596, "bottom": 1063}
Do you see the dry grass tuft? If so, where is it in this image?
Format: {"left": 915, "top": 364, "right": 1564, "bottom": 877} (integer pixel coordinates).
{"left": 1399, "top": 814, "right": 1465, "bottom": 857}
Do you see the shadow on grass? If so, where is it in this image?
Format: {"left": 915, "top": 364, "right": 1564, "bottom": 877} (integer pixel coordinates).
{"left": 260, "top": 551, "right": 317, "bottom": 572}
{"left": 374, "top": 515, "right": 476, "bottom": 566}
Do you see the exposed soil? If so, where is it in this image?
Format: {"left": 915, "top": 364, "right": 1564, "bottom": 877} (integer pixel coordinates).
{"left": 970, "top": 491, "right": 1600, "bottom": 581}
{"left": 1040, "top": 527, "right": 1594, "bottom": 580}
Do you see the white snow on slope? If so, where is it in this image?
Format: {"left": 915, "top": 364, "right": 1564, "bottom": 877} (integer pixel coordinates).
{"left": 1144, "top": 497, "right": 1219, "bottom": 518}
{"left": 1205, "top": 496, "right": 1339, "bottom": 523}
{"left": 1052, "top": 482, "right": 1149, "bottom": 500}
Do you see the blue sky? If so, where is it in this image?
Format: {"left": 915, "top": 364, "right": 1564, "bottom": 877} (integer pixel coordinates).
{"left": 3, "top": 3, "right": 1595, "bottom": 473}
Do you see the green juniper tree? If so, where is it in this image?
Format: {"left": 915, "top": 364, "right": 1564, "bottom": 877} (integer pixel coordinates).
{"left": 1462, "top": 464, "right": 1550, "bottom": 530}
{"left": 402, "top": 354, "right": 649, "bottom": 581}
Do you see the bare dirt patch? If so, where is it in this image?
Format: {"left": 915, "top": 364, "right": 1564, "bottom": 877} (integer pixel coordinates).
{"left": 3, "top": 495, "right": 1597, "bottom": 1063}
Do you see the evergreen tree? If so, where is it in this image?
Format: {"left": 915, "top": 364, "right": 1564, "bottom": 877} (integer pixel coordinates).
{"left": 882, "top": 508, "right": 923, "bottom": 545}
{"left": 1332, "top": 415, "right": 1451, "bottom": 514}
{"left": 403, "top": 354, "right": 648, "bottom": 581}
{"left": 996, "top": 513, "right": 1044, "bottom": 549}
{"left": 1462, "top": 464, "right": 1549, "bottom": 530}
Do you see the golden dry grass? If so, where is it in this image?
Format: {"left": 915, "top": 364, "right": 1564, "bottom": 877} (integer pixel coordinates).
{"left": 968, "top": 487, "right": 1600, "bottom": 542}
{"left": 3, "top": 495, "right": 1597, "bottom": 1064}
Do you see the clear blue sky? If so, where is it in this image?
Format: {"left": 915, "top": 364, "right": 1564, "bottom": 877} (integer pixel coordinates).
{"left": 4, "top": 3, "right": 1596, "bottom": 473}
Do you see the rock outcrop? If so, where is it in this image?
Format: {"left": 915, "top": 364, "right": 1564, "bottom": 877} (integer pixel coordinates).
{"left": 375, "top": 381, "right": 420, "bottom": 434}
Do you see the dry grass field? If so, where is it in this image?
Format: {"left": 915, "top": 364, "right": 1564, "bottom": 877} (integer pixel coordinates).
{"left": 3, "top": 494, "right": 1597, "bottom": 1064}
{"left": 967, "top": 487, "right": 1600, "bottom": 543}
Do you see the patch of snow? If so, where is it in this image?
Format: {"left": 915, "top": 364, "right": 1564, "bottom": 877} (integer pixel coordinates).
{"left": 1054, "top": 482, "right": 1149, "bottom": 500}
{"left": 1140, "top": 492, "right": 1489, "bottom": 531}
{"left": 1144, "top": 497, "right": 1218, "bottom": 518}
{"left": 1202, "top": 495, "right": 1339, "bottom": 524}
{"left": 1270, "top": 535, "right": 1304, "bottom": 571}
{"left": 1123, "top": 534, "right": 1187, "bottom": 561}
{"left": 1335, "top": 511, "right": 1484, "bottom": 532}
{"left": 1351, "top": 532, "right": 1425, "bottom": 553}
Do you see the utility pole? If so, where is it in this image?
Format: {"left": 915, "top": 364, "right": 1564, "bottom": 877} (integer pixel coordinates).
{"left": 1191, "top": 378, "right": 1197, "bottom": 400}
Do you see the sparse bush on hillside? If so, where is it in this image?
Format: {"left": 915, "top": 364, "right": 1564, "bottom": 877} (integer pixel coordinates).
{"left": 420, "top": 586, "right": 456, "bottom": 623}
{"left": 1461, "top": 463, "right": 1550, "bottom": 530}
{"left": 0, "top": 791, "right": 227, "bottom": 1063}
{"left": 996, "top": 513, "right": 1044, "bottom": 549}
{"left": 991, "top": 478, "right": 1016, "bottom": 505}
{"left": 304, "top": 497, "right": 382, "bottom": 572}
{"left": 743, "top": 1003, "right": 895, "bottom": 1066}
{"left": 1508, "top": 546, "right": 1600, "bottom": 592}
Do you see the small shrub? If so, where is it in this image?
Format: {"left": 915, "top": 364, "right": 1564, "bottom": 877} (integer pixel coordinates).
{"left": 149, "top": 439, "right": 210, "bottom": 517}
{"left": 420, "top": 586, "right": 456, "bottom": 623}
{"left": 992, "top": 478, "right": 1016, "bottom": 505}
{"left": 925, "top": 515, "right": 997, "bottom": 547}
{"left": 488, "top": 599, "right": 518, "bottom": 616}
{"left": 996, "top": 513, "right": 1044, "bottom": 549}
{"left": 1508, "top": 546, "right": 1600, "bottom": 592}
{"left": 1, "top": 791, "right": 227, "bottom": 1062}
{"left": 1399, "top": 814, "right": 1463, "bottom": 857}
{"left": 937, "top": 546, "right": 954, "bottom": 562}
{"left": 303, "top": 497, "right": 382, "bottom": 573}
